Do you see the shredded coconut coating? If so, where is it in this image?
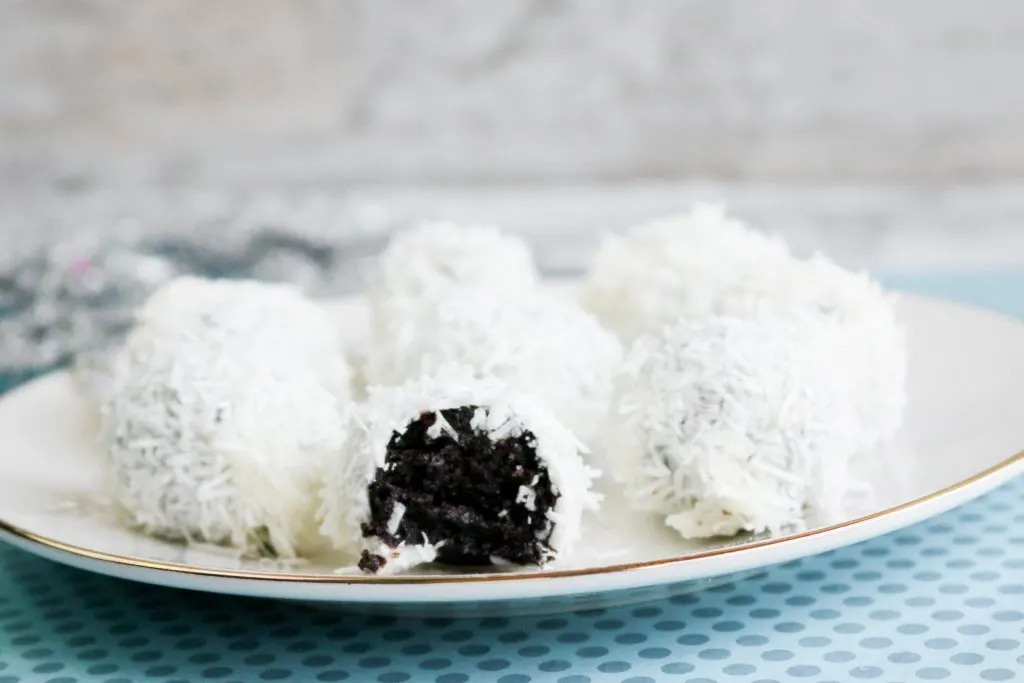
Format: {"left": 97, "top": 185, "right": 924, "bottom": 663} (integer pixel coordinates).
{"left": 318, "top": 365, "right": 601, "bottom": 573}
{"left": 609, "top": 313, "right": 863, "bottom": 539}
{"left": 364, "top": 289, "right": 622, "bottom": 443}
{"left": 582, "top": 204, "right": 792, "bottom": 342}
{"left": 101, "top": 277, "right": 352, "bottom": 558}
{"left": 775, "top": 255, "right": 907, "bottom": 448}
{"left": 583, "top": 204, "right": 906, "bottom": 449}
{"left": 367, "top": 222, "right": 539, "bottom": 369}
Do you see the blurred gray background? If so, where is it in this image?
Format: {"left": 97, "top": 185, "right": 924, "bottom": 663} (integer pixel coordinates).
{"left": 2, "top": 0, "right": 1024, "bottom": 269}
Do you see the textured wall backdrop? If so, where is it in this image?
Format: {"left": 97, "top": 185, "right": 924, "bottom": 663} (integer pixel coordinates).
{"left": 3, "top": 0, "right": 1024, "bottom": 189}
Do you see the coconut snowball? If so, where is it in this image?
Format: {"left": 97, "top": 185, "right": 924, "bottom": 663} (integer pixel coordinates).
{"left": 584, "top": 204, "right": 906, "bottom": 449}
{"left": 101, "top": 277, "right": 352, "bottom": 558}
{"left": 368, "top": 221, "right": 539, "bottom": 347}
{"left": 609, "top": 312, "right": 864, "bottom": 540}
{"left": 775, "top": 255, "right": 907, "bottom": 446}
{"left": 364, "top": 289, "right": 622, "bottom": 443}
{"left": 319, "top": 365, "right": 600, "bottom": 574}
{"left": 582, "top": 204, "right": 792, "bottom": 342}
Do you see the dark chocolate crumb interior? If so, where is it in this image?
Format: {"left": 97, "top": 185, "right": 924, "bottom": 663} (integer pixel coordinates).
{"left": 358, "top": 406, "right": 559, "bottom": 572}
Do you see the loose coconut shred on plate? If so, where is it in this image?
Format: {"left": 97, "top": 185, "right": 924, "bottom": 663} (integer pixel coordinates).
{"left": 319, "top": 365, "right": 600, "bottom": 575}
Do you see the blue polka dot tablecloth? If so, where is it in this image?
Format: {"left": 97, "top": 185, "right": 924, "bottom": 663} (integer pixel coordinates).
{"left": 3, "top": 269, "right": 1024, "bottom": 683}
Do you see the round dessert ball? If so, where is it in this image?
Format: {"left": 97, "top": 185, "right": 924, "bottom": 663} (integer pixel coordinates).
{"left": 583, "top": 204, "right": 906, "bottom": 449}
{"left": 368, "top": 221, "right": 539, "bottom": 342}
{"left": 582, "top": 204, "right": 792, "bottom": 342}
{"left": 101, "top": 277, "right": 352, "bottom": 558}
{"left": 319, "top": 365, "right": 600, "bottom": 574}
{"left": 774, "top": 255, "right": 907, "bottom": 447}
{"left": 364, "top": 288, "right": 622, "bottom": 444}
{"left": 608, "top": 312, "right": 862, "bottom": 540}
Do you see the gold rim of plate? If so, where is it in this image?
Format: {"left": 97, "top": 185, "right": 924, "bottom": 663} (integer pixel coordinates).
{"left": 2, "top": 449, "right": 1022, "bottom": 585}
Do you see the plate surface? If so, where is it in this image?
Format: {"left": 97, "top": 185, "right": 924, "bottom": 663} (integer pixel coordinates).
{"left": 1, "top": 292, "right": 1023, "bottom": 616}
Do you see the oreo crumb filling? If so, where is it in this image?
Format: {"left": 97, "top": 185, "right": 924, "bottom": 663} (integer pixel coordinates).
{"left": 358, "top": 406, "right": 559, "bottom": 572}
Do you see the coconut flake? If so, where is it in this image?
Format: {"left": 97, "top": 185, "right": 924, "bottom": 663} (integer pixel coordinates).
{"left": 516, "top": 485, "right": 538, "bottom": 512}
{"left": 386, "top": 502, "right": 407, "bottom": 536}
{"left": 426, "top": 411, "right": 458, "bottom": 441}
{"left": 362, "top": 536, "right": 443, "bottom": 576}
{"left": 470, "top": 407, "right": 488, "bottom": 433}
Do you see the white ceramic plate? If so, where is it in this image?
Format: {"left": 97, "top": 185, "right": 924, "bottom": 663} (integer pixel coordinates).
{"left": 1, "top": 292, "right": 1022, "bottom": 617}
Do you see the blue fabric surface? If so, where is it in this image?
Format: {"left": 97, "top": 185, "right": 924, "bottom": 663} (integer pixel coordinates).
{"left": 1, "top": 270, "right": 1023, "bottom": 683}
